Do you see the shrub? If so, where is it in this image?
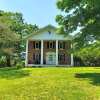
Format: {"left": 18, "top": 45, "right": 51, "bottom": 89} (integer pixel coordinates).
{"left": 16, "top": 62, "right": 23, "bottom": 69}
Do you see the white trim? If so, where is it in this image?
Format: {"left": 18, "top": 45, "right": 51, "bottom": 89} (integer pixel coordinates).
{"left": 56, "top": 40, "right": 58, "bottom": 65}
{"left": 41, "top": 40, "right": 43, "bottom": 65}
{"left": 25, "top": 40, "right": 28, "bottom": 66}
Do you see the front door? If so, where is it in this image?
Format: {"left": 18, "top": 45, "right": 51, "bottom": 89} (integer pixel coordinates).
{"left": 46, "top": 52, "right": 56, "bottom": 65}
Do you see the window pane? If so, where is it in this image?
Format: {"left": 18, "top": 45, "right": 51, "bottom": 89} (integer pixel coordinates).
{"left": 50, "top": 42, "right": 52, "bottom": 48}
{"left": 36, "top": 43, "right": 39, "bottom": 48}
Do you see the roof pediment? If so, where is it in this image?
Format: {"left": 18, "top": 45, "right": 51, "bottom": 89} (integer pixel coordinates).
{"left": 26, "top": 25, "right": 72, "bottom": 40}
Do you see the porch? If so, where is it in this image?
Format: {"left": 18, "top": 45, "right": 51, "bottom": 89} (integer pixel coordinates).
{"left": 25, "top": 40, "right": 74, "bottom": 66}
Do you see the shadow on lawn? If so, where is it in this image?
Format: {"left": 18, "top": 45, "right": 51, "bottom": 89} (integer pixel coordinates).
{"left": 0, "top": 68, "right": 30, "bottom": 80}
{"left": 75, "top": 73, "right": 100, "bottom": 86}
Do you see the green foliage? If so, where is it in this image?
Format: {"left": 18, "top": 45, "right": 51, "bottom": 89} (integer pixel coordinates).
{"left": 16, "top": 63, "right": 23, "bottom": 69}
{"left": 56, "top": 0, "right": 100, "bottom": 66}
{"left": 56, "top": 0, "right": 100, "bottom": 47}
{"left": 74, "top": 42, "right": 100, "bottom": 66}
{"left": 0, "top": 10, "right": 39, "bottom": 67}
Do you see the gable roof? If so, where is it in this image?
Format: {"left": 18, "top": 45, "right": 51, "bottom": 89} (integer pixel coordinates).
{"left": 25, "top": 24, "right": 73, "bottom": 40}
{"left": 25, "top": 25, "right": 56, "bottom": 39}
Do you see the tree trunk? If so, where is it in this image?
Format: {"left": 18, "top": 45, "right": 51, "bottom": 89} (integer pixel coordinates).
{"left": 6, "top": 55, "right": 11, "bottom": 67}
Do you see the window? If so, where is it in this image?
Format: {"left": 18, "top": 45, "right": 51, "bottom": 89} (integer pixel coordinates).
{"left": 47, "top": 41, "right": 55, "bottom": 49}
{"left": 58, "top": 54, "right": 65, "bottom": 61}
{"left": 33, "top": 41, "right": 41, "bottom": 49}
{"left": 49, "top": 55, "right": 53, "bottom": 61}
{"left": 36, "top": 42, "right": 39, "bottom": 48}
{"left": 49, "top": 42, "right": 53, "bottom": 48}
{"left": 59, "top": 41, "right": 65, "bottom": 49}
{"left": 33, "top": 53, "right": 41, "bottom": 64}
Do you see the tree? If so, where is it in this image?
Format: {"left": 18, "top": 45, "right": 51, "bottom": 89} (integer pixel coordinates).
{"left": 0, "top": 10, "right": 39, "bottom": 66}
{"left": 56, "top": 0, "right": 100, "bottom": 47}
{"left": 0, "top": 10, "right": 39, "bottom": 51}
{"left": 0, "top": 22, "right": 19, "bottom": 66}
{"left": 74, "top": 41, "right": 100, "bottom": 66}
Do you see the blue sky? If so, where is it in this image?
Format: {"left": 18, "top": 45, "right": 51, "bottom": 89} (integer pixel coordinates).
{"left": 0, "top": 0, "right": 60, "bottom": 27}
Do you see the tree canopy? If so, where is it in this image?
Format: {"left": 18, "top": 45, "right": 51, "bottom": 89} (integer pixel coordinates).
{"left": 0, "top": 10, "right": 39, "bottom": 66}
{"left": 56, "top": 0, "right": 100, "bottom": 47}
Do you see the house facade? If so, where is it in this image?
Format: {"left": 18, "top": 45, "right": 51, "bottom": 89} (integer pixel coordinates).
{"left": 25, "top": 25, "right": 74, "bottom": 66}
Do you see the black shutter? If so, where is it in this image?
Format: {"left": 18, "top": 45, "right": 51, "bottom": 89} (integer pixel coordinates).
{"left": 47, "top": 42, "right": 49, "bottom": 49}
{"left": 58, "top": 42, "right": 60, "bottom": 49}
{"left": 33, "top": 41, "right": 35, "bottom": 49}
{"left": 63, "top": 42, "right": 65, "bottom": 49}
{"left": 64, "top": 54, "right": 65, "bottom": 61}
{"left": 39, "top": 41, "right": 41, "bottom": 49}
{"left": 53, "top": 41, "right": 55, "bottom": 49}
{"left": 58, "top": 54, "right": 60, "bottom": 61}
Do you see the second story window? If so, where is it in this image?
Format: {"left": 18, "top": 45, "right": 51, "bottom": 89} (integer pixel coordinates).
{"left": 36, "top": 42, "right": 39, "bottom": 49}
{"left": 33, "top": 41, "right": 41, "bottom": 49}
{"left": 49, "top": 42, "right": 53, "bottom": 48}
{"left": 47, "top": 41, "right": 55, "bottom": 49}
{"left": 59, "top": 41, "right": 65, "bottom": 49}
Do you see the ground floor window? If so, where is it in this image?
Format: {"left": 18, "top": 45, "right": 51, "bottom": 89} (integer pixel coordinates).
{"left": 33, "top": 53, "right": 41, "bottom": 64}
{"left": 58, "top": 54, "right": 65, "bottom": 62}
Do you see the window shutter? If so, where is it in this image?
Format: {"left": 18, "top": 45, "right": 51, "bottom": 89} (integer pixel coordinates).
{"left": 63, "top": 42, "right": 65, "bottom": 49}
{"left": 53, "top": 41, "right": 55, "bottom": 49}
{"left": 39, "top": 41, "right": 41, "bottom": 49}
{"left": 64, "top": 54, "right": 65, "bottom": 61}
{"left": 47, "top": 42, "right": 49, "bottom": 49}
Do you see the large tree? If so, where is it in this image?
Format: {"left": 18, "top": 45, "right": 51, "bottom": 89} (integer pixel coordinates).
{"left": 56, "top": 0, "right": 100, "bottom": 47}
{"left": 0, "top": 21, "right": 19, "bottom": 66}
{"left": 0, "top": 10, "right": 38, "bottom": 66}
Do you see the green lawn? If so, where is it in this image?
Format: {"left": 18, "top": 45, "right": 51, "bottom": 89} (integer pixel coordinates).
{"left": 0, "top": 67, "right": 100, "bottom": 100}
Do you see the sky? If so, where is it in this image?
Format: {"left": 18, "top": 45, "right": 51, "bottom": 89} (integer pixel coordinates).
{"left": 0, "top": 0, "right": 60, "bottom": 27}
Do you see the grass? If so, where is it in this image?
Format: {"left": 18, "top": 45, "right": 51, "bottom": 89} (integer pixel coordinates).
{"left": 0, "top": 67, "right": 100, "bottom": 100}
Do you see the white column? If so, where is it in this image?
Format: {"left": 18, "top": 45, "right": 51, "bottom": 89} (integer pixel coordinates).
{"left": 71, "top": 54, "right": 74, "bottom": 66}
{"left": 41, "top": 40, "right": 43, "bottom": 65}
{"left": 71, "top": 44, "right": 74, "bottom": 66}
{"left": 25, "top": 40, "right": 28, "bottom": 66}
{"left": 56, "top": 40, "right": 58, "bottom": 65}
